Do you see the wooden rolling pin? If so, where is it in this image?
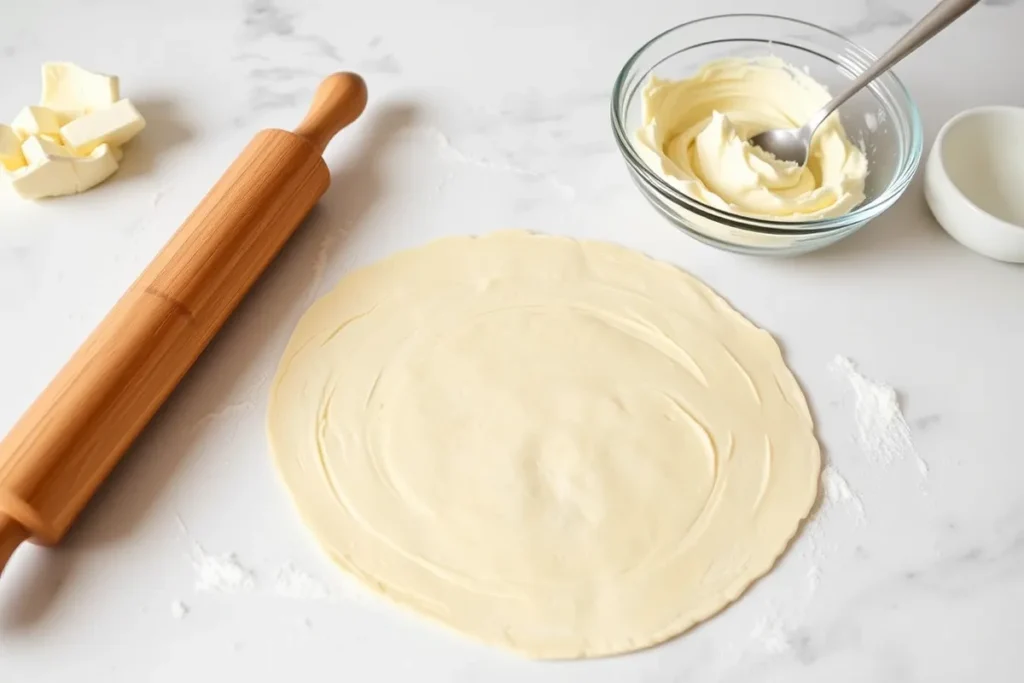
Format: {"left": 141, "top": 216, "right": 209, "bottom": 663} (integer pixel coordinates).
{"left": 0, "top": 72, "right": 368, "bottom": 575}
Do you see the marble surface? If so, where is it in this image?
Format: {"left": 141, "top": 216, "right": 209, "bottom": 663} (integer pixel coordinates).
{"left": 1, "top": 0, "right": 1022, "bottom": 680}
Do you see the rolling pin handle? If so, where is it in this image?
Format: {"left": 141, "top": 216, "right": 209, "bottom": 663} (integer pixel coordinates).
{"left": 293, "top": 72, "right": 369, "bottom": 154}
{"left": 0, "top": 513, "right": 29, "bottom": 577}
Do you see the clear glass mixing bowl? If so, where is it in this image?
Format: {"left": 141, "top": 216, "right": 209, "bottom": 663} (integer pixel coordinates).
{"left": 611, "top": 14, "right": 923, "bottom": 256}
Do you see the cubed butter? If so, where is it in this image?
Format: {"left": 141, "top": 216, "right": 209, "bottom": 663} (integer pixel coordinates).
{"left": 52, "top": 110, "right": 83, "bottom": 127}
{"left": 11, "top": 105, "right": 62, "bottom": 140}
{"left": 73, "top": 143, "right": 119, "bottom": 191}
{"left": 0, "top": 124, "right": 26, "bottom": 171}
{"left": 8, "top": 158, "right": 79, "bottom": 199}
{"left": 4, "top": 64, "right": 134, "bottom": 199}
{"left": 8, "top": 143, "right": 119, "bottom": 199}
{"left": 40, "top": 62, "right": 120, "bottom": 119}
{"left": 59, "top": 99, "right": 145, "bottom": 155}
{"left": 21, "top": 135, "right": 76, "bottom": 166}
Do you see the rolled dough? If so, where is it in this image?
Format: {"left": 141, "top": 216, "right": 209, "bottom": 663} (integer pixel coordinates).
{"left": 267, "top": 232, "right": 819, "bottom": 658}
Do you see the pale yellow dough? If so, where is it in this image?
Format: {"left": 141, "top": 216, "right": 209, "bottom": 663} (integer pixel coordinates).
{"left": 267, "top": 232, "right": 820, "bottom": 658}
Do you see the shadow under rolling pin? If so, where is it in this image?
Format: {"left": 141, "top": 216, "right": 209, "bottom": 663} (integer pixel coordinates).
{"left": 0, "top": 72, "right": 369, "bottom": 575}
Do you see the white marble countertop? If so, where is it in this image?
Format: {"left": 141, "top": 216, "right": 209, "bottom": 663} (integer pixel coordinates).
{"left": 1, "top": 0, "right": 1022, "bottom": 680}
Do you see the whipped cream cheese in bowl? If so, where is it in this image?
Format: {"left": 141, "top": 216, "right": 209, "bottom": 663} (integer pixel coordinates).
{"left": 611, "top": 14, "right": 923, "bottom": 255}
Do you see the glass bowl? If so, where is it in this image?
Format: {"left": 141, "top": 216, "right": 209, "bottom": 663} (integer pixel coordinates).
{"left": 611, "top": 14, "right": 923, "bottom": 256}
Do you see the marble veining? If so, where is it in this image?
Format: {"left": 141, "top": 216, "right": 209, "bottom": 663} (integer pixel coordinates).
{"left": 241, "top": 0, "right": 343, "bottom": 63}
{"left": 830, "top": 0, "right": 912, "bottom": 38}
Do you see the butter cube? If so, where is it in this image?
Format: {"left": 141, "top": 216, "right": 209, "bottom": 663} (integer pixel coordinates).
{"left": 72, "top": 143, "right": 119, "bottom": 191}
{"left": 9, "top": 157, "right": 79, "bottom": 199}
{"left": 0, "top": 124, "right": 26, "bottom": 171}
{"left": 110, "top": 145, "right": 123, "bottom": 162}
{"left": 59, "top": 99, "right": 145, "bottom": 155}
{"left": 11, "top": 105, "right": 62, "bottom": 140}
{"left": 21, "top": 135, "right": 76, "bottom": 166}
{"left": 54, "top": 111, "right": 84, "bottom": 126}
{"left": 8, "top": 143, "right": 119, "bottom": 199}
{"left": 41, "top": 62, "right": 120, "bottom": 119}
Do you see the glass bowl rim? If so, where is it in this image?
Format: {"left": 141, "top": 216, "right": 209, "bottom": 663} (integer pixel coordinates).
{"left": 610, "top": 13, "right": 924, "bottom": 235}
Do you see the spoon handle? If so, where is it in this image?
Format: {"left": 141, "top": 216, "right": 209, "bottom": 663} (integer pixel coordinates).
{"left": 808, "top": 0, "right": 981, "bottom": 132}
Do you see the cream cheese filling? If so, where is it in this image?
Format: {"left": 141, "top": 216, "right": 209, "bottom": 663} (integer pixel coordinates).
{"left": 635, "top": 57, "right": 868, "bottom": 221}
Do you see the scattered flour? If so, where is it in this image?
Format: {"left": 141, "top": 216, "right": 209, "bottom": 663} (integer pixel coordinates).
{"left": 805, "top": 564, "right": 823, "bottom": 594}
{"left": 178, "top": 517, "right": 340, "bottom": 603}
{"left": 821, "top": 464, "right": 866, "bottom": 524}
{"left": 800, "top": 518, "right": 840, "bottom": 582}
{"left": 830, "top": 355, "right": 927, "bottom": 478}
{"left": 191, "top": 544, "right": 256, "bottom": 594}
{"left": 733, "top": 355, "right": 928, "bottom": 665}
{"left": 750, "top": 614, "right": 791, "bottom": 654}
{"left": 274, "top": 563, "right": 332, "bottom": 600}
{"left": 190, "top": 400, "right": 254, "bottom": 437}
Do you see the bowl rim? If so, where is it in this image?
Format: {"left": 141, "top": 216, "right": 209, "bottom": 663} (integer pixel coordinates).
{"left": 929, "top": 104, "right": 1024, "bottom": 234}
{"left": 610, "top": 13, "right": 924, "bottom": 235}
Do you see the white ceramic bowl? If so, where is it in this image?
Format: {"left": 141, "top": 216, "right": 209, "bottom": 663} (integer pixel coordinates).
{"left": 925, "top": 106, "right": 1024, "bottom": 263}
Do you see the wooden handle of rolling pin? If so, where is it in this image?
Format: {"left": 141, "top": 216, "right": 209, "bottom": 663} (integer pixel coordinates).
{"left": 0, "top": 72, "right": 368, "bottom": 575}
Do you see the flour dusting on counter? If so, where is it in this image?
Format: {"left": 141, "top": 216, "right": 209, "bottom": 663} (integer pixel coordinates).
{"left": 822, "top": 464, "right": 866, "bottom": 524}
{"left": 750, "top": 614, "right": 791, "bottom": 654}
{"left": 274, "top": 563, "right": 331, "bottom": 600}
{"left": 806, "top": 564, "right": 823, "bottom": 593}
{"left": 191, "top": 544, "right": 256, "bottom": 594}
{"left": 830, "top": 355, "right": 927, "bottom": 478}
{"left": 178, "top": 515, "right": 348, "bottom": 603}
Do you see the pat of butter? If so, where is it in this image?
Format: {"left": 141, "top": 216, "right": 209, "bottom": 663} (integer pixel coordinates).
{"left": 9, "top": 143, "right": 119, "bottom": 199}
{"left": 40, "top": 62, "right": 120, "bottom": 122}
{"left": 11, "top": 105, "right": 61, "bottom": 140}
{"left": 0, "top": 124, "right": 26, "bottom": 171}
{"left": 9, "top": 157, "right": 79, "bottom": 199}
{"left": 59, "top": 99, "right": 145, "bottom": 155}
{"left": 73, "top": 143, "right": 119, "bottom": 191}
{"left": 21, "top": 135, "right": 76, "bottom": 166}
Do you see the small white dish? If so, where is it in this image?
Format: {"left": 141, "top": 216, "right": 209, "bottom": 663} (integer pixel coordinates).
{"left": 925, "top": 106, "right": 1024, "bottom": 263}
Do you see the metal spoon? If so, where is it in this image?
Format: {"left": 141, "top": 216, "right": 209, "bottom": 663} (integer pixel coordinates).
{"left": 750, "top": 0, "right": 981, "bottom": 165}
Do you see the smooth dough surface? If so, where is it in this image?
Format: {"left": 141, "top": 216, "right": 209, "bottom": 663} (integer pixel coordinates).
{"left": 267, "top": 232, "right": 820, "bottom": 658}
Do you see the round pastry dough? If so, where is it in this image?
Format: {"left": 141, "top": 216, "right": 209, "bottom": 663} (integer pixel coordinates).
{"left": 267, "top": 232, "right": 819, "bottom": 659}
